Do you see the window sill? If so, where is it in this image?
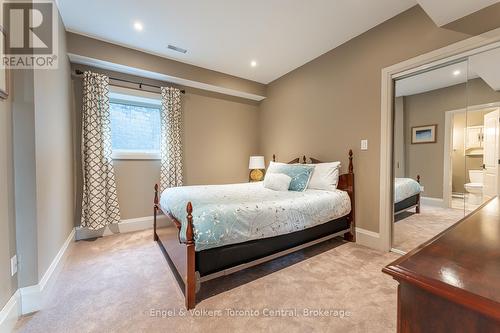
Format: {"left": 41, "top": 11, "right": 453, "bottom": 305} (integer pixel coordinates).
{"left": 111, "top": 151, "right": 160, "bottom": 160}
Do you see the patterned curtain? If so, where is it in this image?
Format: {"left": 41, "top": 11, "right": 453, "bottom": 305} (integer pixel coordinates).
{"left": 80, "top": 71, "right": 121, "bottom": 230}
{"left": 160, "top": 87, "right": 183, "bottom": 192}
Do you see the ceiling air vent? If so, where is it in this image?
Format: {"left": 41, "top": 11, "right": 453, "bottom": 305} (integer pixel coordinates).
{"left": 167, "top": 44, "right": 187, "bottom": 54}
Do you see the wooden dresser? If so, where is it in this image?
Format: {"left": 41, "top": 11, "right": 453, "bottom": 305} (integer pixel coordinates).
{"left": 383, "top": 198, "right": 500, "bottom": 333}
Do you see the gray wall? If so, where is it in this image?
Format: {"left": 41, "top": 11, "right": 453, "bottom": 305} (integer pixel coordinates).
{"left": 8, "top": 9, "right": 74, "bottom": 293}
{"left": 33, "top": 11, "right": 75, "bottom": 279}
{"left": 0, "top": 70, "right": 17, "bottom": 309}
{"left": 443, "top": 2, "right": 500, "bottom": 35}
{"left": 72, "top": 67, "right": 260, "bottom": 221}
{"left": 12, "top": 69, "right": 38, "bottom": 288}
{"left": 259, "top": 6, "right": 470, "bottom": 233}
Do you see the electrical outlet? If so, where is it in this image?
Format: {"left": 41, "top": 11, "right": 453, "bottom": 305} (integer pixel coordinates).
{"left": 11, "top": 255, "right": 17, "bottom": 276}
{"left": 420, "top": 185, "right": 424, "bottom": 192}
{"left": 361, "top": 139, "right": 368, "bottom": 150}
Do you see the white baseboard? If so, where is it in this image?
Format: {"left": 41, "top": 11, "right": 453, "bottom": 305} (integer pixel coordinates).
{"left": 355, "top": 227, "right": 383, "bottom": 251}
{"left": 20, "top": 228, "right": 75, "bottom": 315}
{"left": 75, "top": 215, "right": 168, "bottom": 241}
{"left": 390, "top": 248, "right": 407, "bottom": 256}
{"left": 421, "top": 196, "right": 445, "bottom": 207}
{"left": 0, "top": 290, "right": 21, "bottom": 333}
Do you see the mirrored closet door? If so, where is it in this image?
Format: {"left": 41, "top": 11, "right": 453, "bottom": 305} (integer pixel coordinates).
{"left": 392, "top": 61, "right": 468, "bottom": 253}
{"left": 391, "top": 45, "right": 500, "bottom": 253}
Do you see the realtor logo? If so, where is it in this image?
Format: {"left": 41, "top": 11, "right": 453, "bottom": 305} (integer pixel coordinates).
{"left": 2, "top": 0, "right": 58, "bottom": 69}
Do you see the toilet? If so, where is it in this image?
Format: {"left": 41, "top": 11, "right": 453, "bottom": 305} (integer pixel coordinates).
{"left": 464, "top": 170, "right": 483, "bottom": 205}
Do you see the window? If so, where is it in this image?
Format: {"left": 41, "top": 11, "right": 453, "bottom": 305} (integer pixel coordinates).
{"left": 109, "top": 89, "right": 162, "bottom": 160}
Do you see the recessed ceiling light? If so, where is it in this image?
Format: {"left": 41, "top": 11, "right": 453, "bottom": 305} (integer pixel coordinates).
{"left": 133, "top": 21, "right": 143, "bottom": 31}
{"left": 250, "top": 60, "right": 257, "bottom": 67}
{"left": 453, "top": 70, "right": 461, "bottom": 76}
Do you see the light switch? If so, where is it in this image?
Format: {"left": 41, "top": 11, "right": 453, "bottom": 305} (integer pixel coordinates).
{"left": 361, "top": 139, "right": 368, "bottom": 150}
{"left": 11, "top": 255, "right": 17, "bottom": 276}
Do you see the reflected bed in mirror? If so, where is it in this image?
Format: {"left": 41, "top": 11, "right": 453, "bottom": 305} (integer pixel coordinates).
{"left": 394, "top": 175, "right": 421, "bottom": 215}
{"left": 392, "top": 60, "right": 471, "bottom": 253}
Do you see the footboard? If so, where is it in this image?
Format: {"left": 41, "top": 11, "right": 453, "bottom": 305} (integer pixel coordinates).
{"left": 154, "top": 185, "right": 196, "bottom": 309}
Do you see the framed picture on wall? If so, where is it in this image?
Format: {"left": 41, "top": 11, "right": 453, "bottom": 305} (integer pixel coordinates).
{"left": 0, "top": 25, "right": 8, "bottom": 99}
{"left": 411, "top": 124, "right": 437, "bottom": 144}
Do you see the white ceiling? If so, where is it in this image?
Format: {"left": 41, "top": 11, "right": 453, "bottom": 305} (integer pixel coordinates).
{"left": 396, "top": 47, "right": 500, "bottom": 97}
{"left": 57, "top": 0, "right": 500, "bottom": 84}
{"left": 58, "top": 0, "right": 416, "bottom": 84}
{"left": 395, "top": 61, "right": 469, "bottom": 97}
{"left": 417, "top": 0, "right": 500, "bottom": 26}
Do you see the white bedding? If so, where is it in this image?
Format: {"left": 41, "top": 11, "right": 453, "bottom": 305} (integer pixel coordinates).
{"left": 394, "top": 178, "right": 421, "bottom": 203}
{"left": 160, "top": 182, "right": 351, "bottom": 251}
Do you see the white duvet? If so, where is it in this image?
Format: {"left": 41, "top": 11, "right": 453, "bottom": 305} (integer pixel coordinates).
{"left": 394, "top": 178, "right": 421, "bottom": 203}
{"left": 160, "top": 182, "right": 351, "bottom": 251}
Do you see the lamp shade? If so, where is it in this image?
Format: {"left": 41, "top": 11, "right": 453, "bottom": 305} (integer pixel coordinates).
{"left": 249, "top": 156, "right": 265, "bottom": 169}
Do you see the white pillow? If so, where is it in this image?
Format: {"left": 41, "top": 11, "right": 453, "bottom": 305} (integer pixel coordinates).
{"left": 306, "top": 162, "right": 341, "bottom": 191}
{"left": 266, "top": 161, "right": 287, "bottom": 174}
{"left": 263, "top": 173, "right": 292, "bottom": 191}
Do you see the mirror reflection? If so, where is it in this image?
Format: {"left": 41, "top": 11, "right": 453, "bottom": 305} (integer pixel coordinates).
{"left": 465, "top": 48, "right": 500, "bottom": 211}
{"left": 392, "top": 47, "right": 500, "bottom": 253}
{"left": 392, "top": 61, "right": 468, "bottom": 253}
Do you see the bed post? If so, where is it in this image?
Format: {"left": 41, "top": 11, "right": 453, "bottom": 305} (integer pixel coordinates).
{"left": 272, "top": 154, "right": 276, "bottom": 162}
{"left": 185, "top": 202, "right": 196, "bottom": 310}
{"left": 416, "top": 175, "right": 421, "bottom": 214}
{"left": 154, "top": 184, "right": 159, "bottom": 241}
{"left": 345, "top": 149, "right": 356, "bottom": 242}
{"left": 348, "top": 150, "right": 353, "bottom": 174}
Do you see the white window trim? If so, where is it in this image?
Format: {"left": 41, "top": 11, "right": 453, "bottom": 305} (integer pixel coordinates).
{"left": 109, "top": 85, "right": 161, "bottom": 106}
{"left": 111, "top": 150, "right": 160, "bottom": 160}
{"left": 109, "top": 86, "right": 162, "bottom": 160}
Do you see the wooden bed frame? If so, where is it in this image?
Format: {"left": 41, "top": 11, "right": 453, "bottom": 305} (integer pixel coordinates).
{"left": 394, "top": 175, "right": 421, "bottom": 215}
{"left": 153, "top": 149, "right": 355, "bottom": 309}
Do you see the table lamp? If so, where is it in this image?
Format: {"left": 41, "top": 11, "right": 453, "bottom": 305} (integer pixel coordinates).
{"left": 249, "top": 156, "right": 265, "bottom": 182}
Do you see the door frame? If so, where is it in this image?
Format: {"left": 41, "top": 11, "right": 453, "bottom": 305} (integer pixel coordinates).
{"left": 379, "top": 28, "right": 500, "bottom": 252}
{"left": 443, "top": 104, "right": 500, "bottom": 209}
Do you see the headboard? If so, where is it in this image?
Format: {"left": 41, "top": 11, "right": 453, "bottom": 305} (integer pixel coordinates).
{"left": 272, "top": 154, "right": 301, "bottom": 164}
{"left": 271, "top": 150, "right": 354, "bottom": 193}
{"left": 271, "top": 150, "right": 354, "bottom": 206}
{"left": 306, "top": 149, "right": 354, "bottom": 193}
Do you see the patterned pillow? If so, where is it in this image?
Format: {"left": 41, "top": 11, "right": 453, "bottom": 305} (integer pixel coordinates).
{"left": 271, "top": 164, "right": 314, "bottom": 191}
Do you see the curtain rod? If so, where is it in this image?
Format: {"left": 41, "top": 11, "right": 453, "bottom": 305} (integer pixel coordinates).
{"left": 74, "top": 69, "right": 186, "bottom": 94}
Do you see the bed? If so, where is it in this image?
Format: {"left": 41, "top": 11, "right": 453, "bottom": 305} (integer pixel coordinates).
{"left": 153, "top": 150, "right": 355, "bottom": 309}
{"left": 394, "top": 175, "right": 421, "bottom": 215}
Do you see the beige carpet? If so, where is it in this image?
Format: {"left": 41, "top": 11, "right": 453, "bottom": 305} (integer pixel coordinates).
{"left": 393, "top": 204, "right": 465, "bottom": 253}
{"left": 15, "top": 230, "right": 399, "bottom": 333}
